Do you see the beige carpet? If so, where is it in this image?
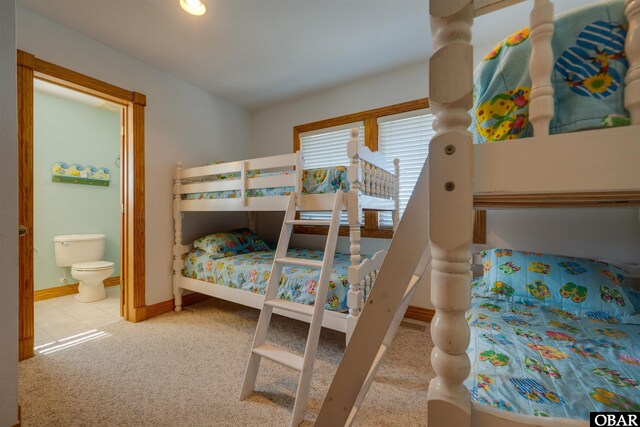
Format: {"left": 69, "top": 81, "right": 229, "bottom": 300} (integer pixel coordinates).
{"left": 19, "top": 298, "right": 434, "bottom": 426}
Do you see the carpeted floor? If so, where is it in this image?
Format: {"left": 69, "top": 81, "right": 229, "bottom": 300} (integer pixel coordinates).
{"left": 19, "top": 298, "right": 434, "bottom": 426}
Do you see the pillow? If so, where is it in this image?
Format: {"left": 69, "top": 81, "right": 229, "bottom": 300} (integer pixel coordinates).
{"left": 193, "top": 228, "right": 270, "bottom": 258}
{"left": 474, "top": 248, "right": 635, "bottom": 317}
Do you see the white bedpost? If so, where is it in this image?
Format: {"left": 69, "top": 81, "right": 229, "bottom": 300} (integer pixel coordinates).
{"left": 529, "top": 0, "right": 555, "bottom": 135}
{"left": 173, "top": 162, "right": 185, "bottom": 312}
{"left": 346, "top": 128, "right": 363, "bottom": 344}
{"left": 625, "top": 0, "right": 640, "bottom": 124}
{"left": 393, "top": 158, "right": 400, "bottom": 232}
{"left": 294, "top": 150, "right": 303, "bottom": 206}
{"left": 427, "top": 1, "right": 473, "bottom": 427}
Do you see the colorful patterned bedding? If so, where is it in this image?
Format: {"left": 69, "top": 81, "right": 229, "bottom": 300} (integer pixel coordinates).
{"left": 466, "top": 294, "right": 640, "bottom": 419}
{"left": 473, "top": 0, "right": 630, "bottom": 144}
{"left": 182, "top": 248, "right": 355, "bottom": 311}
{"left": 182, "top": 166, "right": 348, "bottom": 200}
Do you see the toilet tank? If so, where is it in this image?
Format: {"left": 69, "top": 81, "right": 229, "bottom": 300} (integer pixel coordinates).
{"left": 54, "top": 234, "right": 106, "bottom": 267}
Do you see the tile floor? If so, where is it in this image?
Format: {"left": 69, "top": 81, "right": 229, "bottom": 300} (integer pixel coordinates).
{"left": 34, "top": 285, "right": 122, "bottom": 348}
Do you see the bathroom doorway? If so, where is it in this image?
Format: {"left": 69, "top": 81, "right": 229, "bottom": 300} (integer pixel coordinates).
{"left": 32, "top": 79, "right": 123, "bottom": 350}
{"left": 17, "top": 51, "right": 146, "bottom": 360}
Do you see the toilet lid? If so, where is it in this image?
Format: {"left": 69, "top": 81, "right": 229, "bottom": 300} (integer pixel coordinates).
{"left": 72, "top": 261, "right": 114, "bottom": 271}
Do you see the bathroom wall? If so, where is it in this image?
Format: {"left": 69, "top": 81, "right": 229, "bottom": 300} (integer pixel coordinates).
{"left": 34, "top": 89, "right": 121, "bottom": 290}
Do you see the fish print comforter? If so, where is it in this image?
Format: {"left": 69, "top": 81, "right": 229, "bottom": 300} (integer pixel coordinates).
{"left": 466, "top": 296, "right": 640, "bottom": 420}
{"left": 182, "top": 248, "right": 355, "bottom": 311}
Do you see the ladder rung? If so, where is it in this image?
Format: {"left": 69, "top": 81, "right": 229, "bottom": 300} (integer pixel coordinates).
{"left": 265, "top": 299, "right": 315, "bottom": 317}
{"left": 286, "top": 219, "right": 331, "bottom": 226}
{"left": 276, "top": 257, "right": 323, "bottom": 268}
{"left": 253, "top": 344, "right": 304, "bottom": 371}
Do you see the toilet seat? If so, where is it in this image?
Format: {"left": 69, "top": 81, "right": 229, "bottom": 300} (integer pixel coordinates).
{"left": 72, "top": 261, "right": 114, "bottom": 272}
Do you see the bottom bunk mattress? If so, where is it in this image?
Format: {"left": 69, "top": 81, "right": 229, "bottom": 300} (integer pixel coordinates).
{"left": 182, "top": 248, "right": 354, "bottom": 311}
{"left": 466, "top": 296, "right": 640, "bottom": 420}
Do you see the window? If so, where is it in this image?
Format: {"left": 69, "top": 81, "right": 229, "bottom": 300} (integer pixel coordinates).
{"left": 378, "top": 112, "right": 435, "bottom": 227}
{"left": 293, "top": 98, "right": 432, "bottom": 238}
{"left": 299, "top": 124, "right": 364, "bottom": 224}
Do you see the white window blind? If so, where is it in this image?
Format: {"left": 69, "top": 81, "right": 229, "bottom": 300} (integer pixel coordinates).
{"left": 300, "top": 124, "right": 364, "bottom": 223}
{"left": 378, "top": 112, "right": 435, "bottom": 228}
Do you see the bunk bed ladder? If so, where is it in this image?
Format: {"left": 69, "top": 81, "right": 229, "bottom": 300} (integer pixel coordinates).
{"left": 315, "top": 161, "right": 431, "bottom": 427}
{"left": 240, "top": 190, "right": 344, "bottom": 427}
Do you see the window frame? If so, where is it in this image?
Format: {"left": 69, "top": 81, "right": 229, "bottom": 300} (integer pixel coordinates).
{"left": 293, "top": 98, "right": 430, "bottom": 239}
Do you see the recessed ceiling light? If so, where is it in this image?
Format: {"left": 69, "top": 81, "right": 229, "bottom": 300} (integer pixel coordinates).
{"left": 180, "top": 0, "right": 206, "bottom": 16}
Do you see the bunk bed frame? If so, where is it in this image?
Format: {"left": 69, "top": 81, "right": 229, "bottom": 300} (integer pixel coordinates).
{"left": 427, "top": 0, "right": 640, "bottom": 426}
{"left": 315, "top": 0, "right": 640, "bottom": 426}
{"left": 172, "top": 129, "right": 400, "bottom": 343}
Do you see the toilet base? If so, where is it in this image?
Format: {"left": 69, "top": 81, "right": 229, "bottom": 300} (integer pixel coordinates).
{"left": 74, "top": 281, "right": 106, "bottom": 303}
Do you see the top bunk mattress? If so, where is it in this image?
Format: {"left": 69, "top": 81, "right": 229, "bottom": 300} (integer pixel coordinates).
{"left": 182, "top": 166, "right": 348, "bottom": 200}
{"left": 473, "top": 0, "right": 630, "bottom": 144}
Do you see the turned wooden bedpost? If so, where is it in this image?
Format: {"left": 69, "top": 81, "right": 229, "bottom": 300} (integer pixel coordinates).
{"left": 427, "top": 1, "right": 473, "bottom": 426}
{"left": 173, "top": 162, "right": 185, "bottom": 312}
{"left": 393, "top": 158, "right": 400, "bottom": 232}
{"left": 529, "top": 0, "right": 555, "bottom": 135}
{"left": 625, "top": 0, "right": 640, "bottom": 124}
{"left": 346, "top": 128, "right": 363, "bottom": 343}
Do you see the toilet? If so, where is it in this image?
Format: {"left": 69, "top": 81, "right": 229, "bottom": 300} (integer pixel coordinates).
{"left": 54, "top": 234, "right": 115, "bottom": 303}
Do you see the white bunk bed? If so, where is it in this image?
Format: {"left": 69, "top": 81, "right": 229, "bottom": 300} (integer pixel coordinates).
{"left": 314, "top": 1, "right": 640, "bottom": 426}
{"left": 427, "top": 1, "right": 640, "bottom": 426}
{"left": 172, "top": 129, "right": 400, "bottom": 343}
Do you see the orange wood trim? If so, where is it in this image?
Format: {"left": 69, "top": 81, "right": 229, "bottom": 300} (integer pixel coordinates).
{"left": 17, "top": 53, "right": 34, "bottom": 362}
{"left": 473, "top": 210, "right": 487, "bottom": 244}
{"left": 34, "top": 58, "right": 133, "bottom": 104}
{"left": 16, "top": 50, "right": 35, "bottom": 69}
{"left": 33, "top": 276, "right": 121, "bottom": 302}
{"left": 127, "top": 97, "right": 146, "bottom": 320}
{"left": 404, "top": 306, "right": 435, "bottom": 323}
{"left": 363, "top": 117, "right": 380, "bottom": 231}
{"left": 294, "top": 98, "right": 429, "bottom": 134}
{"left": 293, "top": 127, "right": 301, "bottom": 152}
{"left": 473, "top": 191, "right": 640, "bottom": 208}
{"left": 146, "top": 293, "right": 213, "bottom": 319}
{"left": 18, "top": 338, "right": 34, "bottom": 363}
{"left": 131, "top": 306, "right": 147, "bottom": 323}
{"left": 294, "top": 224, "right": 393, "bottom": 239}
{"left": 146, "top": 299, "right": 174, "bottom": 319}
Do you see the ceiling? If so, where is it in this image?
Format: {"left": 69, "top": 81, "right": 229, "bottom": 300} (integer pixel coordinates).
{"left": 19, "top": 0, "right": 590, "bottom": 111}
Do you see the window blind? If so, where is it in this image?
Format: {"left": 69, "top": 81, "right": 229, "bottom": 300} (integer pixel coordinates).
{"left": 300, "top": 124, "right": 364, "bottom": 223}
{"left": 378, "top": 112, "right": 435, "bottom": 227}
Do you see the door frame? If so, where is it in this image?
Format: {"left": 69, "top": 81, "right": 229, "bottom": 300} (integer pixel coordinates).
{"left": 17, "top": 50, "right": 146, "bottom": 361}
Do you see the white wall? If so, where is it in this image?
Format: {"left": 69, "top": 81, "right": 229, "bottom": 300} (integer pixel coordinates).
{"left": 0, "top": 0, "right": 19, "bottom": 425}
{"left": 17, "top": 5, "right": 252, "bottom": 305}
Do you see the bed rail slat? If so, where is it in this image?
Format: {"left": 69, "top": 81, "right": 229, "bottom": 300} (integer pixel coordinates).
{"left": 529, "top": 0, "right": 554, "bottom": 136}
{"left": 625, "top": 0, "right": 640, "bottom": 124}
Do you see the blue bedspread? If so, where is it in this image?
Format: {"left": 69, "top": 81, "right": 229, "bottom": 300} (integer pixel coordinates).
{"left": 466, "top": 296, "right": 640, "bottom": 419}
{"left": 473, "top": 0, "right": 630, "bottom": 144}
{"left": 182, "top": 166, "right": 348, "bottom": 200}
{"left": 182, "top": 248, "right": 354, "bottom": 311}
